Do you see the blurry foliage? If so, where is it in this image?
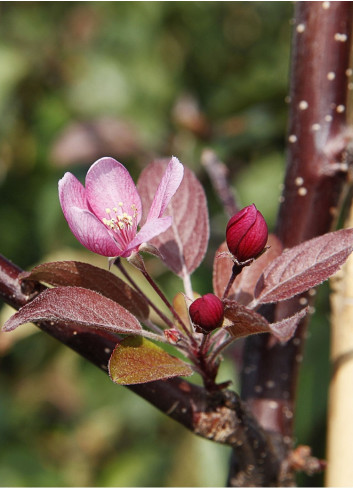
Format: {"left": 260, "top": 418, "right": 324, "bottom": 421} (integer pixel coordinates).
{"left": 0, "top": 2, "right": 326, "bottom": 487}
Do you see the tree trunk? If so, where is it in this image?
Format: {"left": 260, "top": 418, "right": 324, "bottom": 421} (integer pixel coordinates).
{"left": 228, "top": 2, "right": 353, "bottom": 486}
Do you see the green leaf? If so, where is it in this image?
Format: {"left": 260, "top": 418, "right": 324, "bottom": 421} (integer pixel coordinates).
{"left": 108, "top": 336, "right": 193, "bottom": 385}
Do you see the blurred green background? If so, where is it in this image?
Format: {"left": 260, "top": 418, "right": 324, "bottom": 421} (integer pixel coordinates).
{"left": 0, "top": 2, "right": 330, "bottom": 486}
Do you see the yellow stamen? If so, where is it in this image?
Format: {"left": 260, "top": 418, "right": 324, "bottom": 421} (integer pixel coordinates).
{"left": 102, "top": 201, "right": 137, "bottom": 234}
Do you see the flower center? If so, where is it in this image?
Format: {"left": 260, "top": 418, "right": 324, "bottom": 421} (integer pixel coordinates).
{"left": 102, "top": 202, "right": 138, "bottom": 243}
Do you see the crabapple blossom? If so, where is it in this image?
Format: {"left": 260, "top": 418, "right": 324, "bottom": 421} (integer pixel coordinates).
{"left": 59, "top": 156, "right": 183, "bottom": 258}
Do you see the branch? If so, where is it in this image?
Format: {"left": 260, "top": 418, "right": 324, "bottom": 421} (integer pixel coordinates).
{"left": 0, "top": 252, "right": 285, "bottom": 484}
{"left": 229, "top": 1, "right": 353, "bottom": 485}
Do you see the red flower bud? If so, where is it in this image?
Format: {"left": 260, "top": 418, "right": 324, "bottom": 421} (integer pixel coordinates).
{"left": 164, "top": 328, "right": 182, "bottom": 344}
{"left": 226, "top": 204, "right": 268, "bottom": 262}
{"left": 189, "top": 293, "right": 224, "bottom": 333}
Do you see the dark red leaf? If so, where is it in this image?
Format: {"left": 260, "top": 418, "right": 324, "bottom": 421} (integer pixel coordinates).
{"left": 138, "top": 160, "right": 209, "bottom": 276}
{"left": 213, "top": 234, "right": 282, "bottom": 305}
{"left": 254, "top": 229, "right": 353, "bottom": 305}
{"left": 212, "top": 242, "right": 231, "bottom": 298}
{"left": 224, "top": 300, "right": 307, "bottom": 342}
{"left": 3, "top": 287, "right": 142, "bottom": 334}
{"left": 108, "top": 336, "right": 193, "bottom": 385}
{"left": 20, "top": 261, "right": 149, "bottom": 321}
{"left": 269, "top": 306, "right": 309, "bottom": 343}
{"left": 224, "top": 301, "right": 270, "bottom": 339}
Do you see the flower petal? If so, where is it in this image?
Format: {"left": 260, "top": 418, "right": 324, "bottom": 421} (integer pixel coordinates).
{"left": 64, "top": 207, "right": 123, "bottom": 257}
{"left": 58, "top": 173, "right": 122, "bottom": 257}
{"left": 59, "top": 172, "right": 89, "bottom": 215}
{"left": 147, "top": 156, "right": 184, "bottom": 220}
{"left": 122, "top": 217, "right": 172, "bottom": 256}
{"left": 85, "top": 157, "right": 142, "bottom": 223}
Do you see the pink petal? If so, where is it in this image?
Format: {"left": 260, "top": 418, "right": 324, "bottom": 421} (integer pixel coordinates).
{"left": 59, "top": 172, "right": 122, "bottom": 257}
{"left": 65, "top": 208, "right": 123, "bottom": 257}
{"left": 85, "top": 157, "right": 142, "bottom": 224}
{"left": 147, "top": 156, "right": 184, "bottom": 220}
{"left": 59, "top": 172, "right": 89, "bottom": 215}
{"left": 122, "top": 217, "right": 172, "bottom": 256}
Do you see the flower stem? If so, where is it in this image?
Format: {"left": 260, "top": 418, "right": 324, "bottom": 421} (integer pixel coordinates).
{"left": 208, "top": 334, "right": 235, "bottom": 366}
{"left": 114, "top": 258, "right": 175, "bottom": 330}
{"left": 143, "top": 318, "right": 165, "bottom": 335}
{"left": 139, "top": 265, "right": 197, "bottom": 346}
{"left": 222, "top": 263, "right": 243, "bottom": 299}
{"left": 198, "top": 333, "right": 209, "bottom": 356}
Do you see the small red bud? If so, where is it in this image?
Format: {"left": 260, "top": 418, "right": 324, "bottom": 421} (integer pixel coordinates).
{"left": 164, "top": 328, "right": 182, "bottom": 344}
{"left": 189, "top": 293, "right": 224, "bottom": 334}
{"left": 226, "top": 204, "right": 268, "bottom": 262}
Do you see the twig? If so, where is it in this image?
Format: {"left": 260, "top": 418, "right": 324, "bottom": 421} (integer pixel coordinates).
{"left": 201, "top": 148, "right": 239, "bottom": 218}
{"left": 0, "top": 252, "right": 288, "bottom": 484}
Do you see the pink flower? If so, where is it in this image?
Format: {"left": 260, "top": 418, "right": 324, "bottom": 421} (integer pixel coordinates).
{"left": 59, "top": 156, "right": 184, "bottom": 258}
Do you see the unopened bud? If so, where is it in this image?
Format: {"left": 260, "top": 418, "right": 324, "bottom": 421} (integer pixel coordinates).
{"left": 164, "top": 328, "right": 182, "bottom": 344}
{"left": 226, "top": 204, "right": 268, "bottom": 262}
{"left": 189, "top": 293, "right": 224, "bottom": 334}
